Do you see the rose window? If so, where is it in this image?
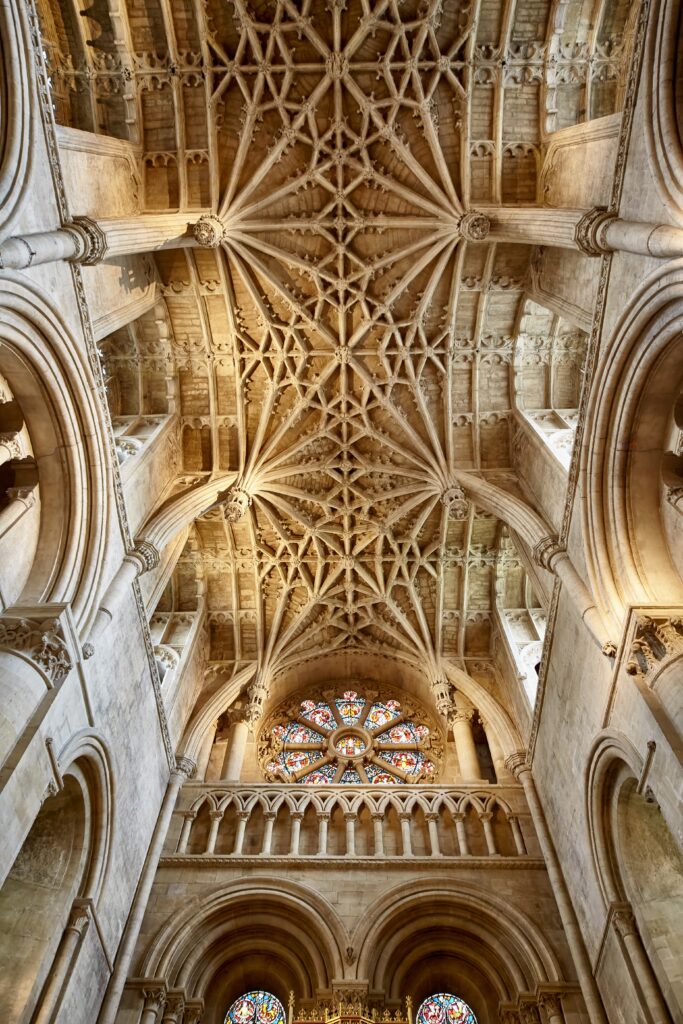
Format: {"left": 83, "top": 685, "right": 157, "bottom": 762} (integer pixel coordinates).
{"left": 260, "top": 688, "right": 441, "bottom": 784}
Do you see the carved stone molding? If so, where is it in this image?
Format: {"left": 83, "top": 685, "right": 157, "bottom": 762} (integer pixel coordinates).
{"left": 574, "top": 206, "right": 617, "bottom": 257}
{"left": 441, "top": 486, "right": 471, "bottom": 520}
{"left": 133, "top": 540, "right": 161, "bottom": 574}
{"left": 174, "top": 756, "right": 197, "bottom": 781}
{"left": 67, "top": 216, "right": 109, "bottom": 265}
{"left": 458, "top": 210, "right": 491, "bottom": 242}
{"left": 625, "top": 613, "right": 683, "bottom": 679}
{"left": 192, "top": 214, "right": 227, "bottom": 248}
{"left": 0, "top": 616, "right": 72, "bottom": 686}
{"left": 531, "top": 536, "right": 564, "bottom": 571}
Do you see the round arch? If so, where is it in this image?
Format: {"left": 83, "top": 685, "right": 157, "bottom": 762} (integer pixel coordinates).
{"left": 0, "top": 0, "right": 33, "bottom": 232}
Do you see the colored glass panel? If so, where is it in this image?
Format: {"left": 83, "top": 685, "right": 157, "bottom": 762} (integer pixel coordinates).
{"left": 365, "top": 763, "right": 405, "bottom": 784}
{"left": 335, "top": 733, "right": 366, "bottom": 756}
{"left": 416, "top": 994, "right": 476, "bottom": 1024}
{"left": 225, "top": 992, "right": 287, "bottom": 1024}
{"left": 339, "top": 768, "right": 362, "bottom": 784}
{"left": 283, "top": 750, "right": 322, "bottom": 773}
{"left": 300, "top": 700, "right": 335, "bottom": 731}
{"left": 365, "top": 701, "right": 402, "bottom": 730}
{"left": 335, "top": 696, "right": 365, "bottom": 724}
{"left": 378, "top": 749, "right": 422, "bottom": 773}
{"left": 285, "top": 723, "right": 324, "bottom": 744}
{"left": 383, "top": 723, "right": 417, "bottom": 744}
{"left": 301, "top": 764, "right": 337, "bottom": 784}
{"left": 272, "top": 724, "right": 286, "bottom": 740}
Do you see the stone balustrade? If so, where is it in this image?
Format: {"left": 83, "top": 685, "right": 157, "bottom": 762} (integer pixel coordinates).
{"left": 164, "top": 783, "right": 539, "bottom": 861}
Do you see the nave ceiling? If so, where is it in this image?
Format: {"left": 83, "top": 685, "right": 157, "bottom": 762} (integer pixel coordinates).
{"left": 89, "top": 0, "right": 628, "bottom": 691}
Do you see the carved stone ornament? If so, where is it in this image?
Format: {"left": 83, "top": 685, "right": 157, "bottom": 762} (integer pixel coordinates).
{"left": 174, "top": 756, "right": 197, "bottom": 780}
{"left": 441, "top": 485, "right": 471, "bottom": 520}
{"left": 0, "top": 617, "right": 72, "bottom": 687}
{"left": 458, "top": 210, "right": 491, "bottom": 242}
{"left": 574, "top": 206, "right": 617, "bottom": 257}
{"left": 192, "top": 214, "right": 227, "bottom": 248}
{"left": 142, "top": 987, "right": 167, "bottom": 1013}
{"left": 133, "top": 540, "right": 161, "bottom": 574}
{"left": 625, "top": 614, "right": 683, "bottom": 678}
{"left": 431, "top": 675, "right": 454, "bottom": 716}
{"left": 67, "top": 216, "right": 108, "bottom": 265}
{"left": 532, "top": 536, "right": 564, "bottom": 571}
{"left": 220, "top": 487, "right": 253, "bottom": 523}
{"left": 0, "top": 432, "right": 24, "bottom": 460}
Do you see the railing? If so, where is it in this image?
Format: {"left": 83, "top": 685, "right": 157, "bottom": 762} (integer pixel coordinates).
{"left": 165, "top": 784, "right": 540, "bottom": 860}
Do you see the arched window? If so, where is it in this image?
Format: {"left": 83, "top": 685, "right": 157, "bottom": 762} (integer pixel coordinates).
{"left": 416, "top": 993, "right": 477, "bottom": 1024}
{"left": 261, "top": 687, "right": 443, "bottom": 784}
{"left": 225, "top": 991, "right": 287, "bottom": 1024}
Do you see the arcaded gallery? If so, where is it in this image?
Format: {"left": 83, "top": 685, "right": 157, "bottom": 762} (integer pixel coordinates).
{"left": 0, "top": 0, "right": 682, "bottom": 1019}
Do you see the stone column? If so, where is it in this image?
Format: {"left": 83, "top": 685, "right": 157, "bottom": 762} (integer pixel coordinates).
{"left": 506, "top": 754, "right": 609, "bottom": 1024}
{"left": 0, "top": 431, "right": 23, "bottom": 466}
{"left": 538, "top": 994, "right": 564, "bottom": 1024}
{"left": 480, "top": 716, "right": 509, "bottom": 782}
{"left": 461, "top": 206, "right": 683, "bottom": 258}
{"left": 140, "top": 988, "right": 167, "bottom": 1024}
{"left": 162, "top": 994, "right": 185, "bottom": 1024}
{"left": 611, "top": 907, "right": 671, "bottom": 1024}
{"left": 221, "top": 711, "right": 249, "bottom": 782}
{"left": 449, "top": 709, "right": 483, "bottom": 782}
{"left": 205, "top": 810, "right": 223, "bottom": 854}
{"left": 425, "top": 812, "right": 441, "bottom": 856}
{"left": 32, "top": 899, "right": 92, "bottom": 1023}
{"left": 261, "top": 811, "right": 276, "bottom": 855}
{"left": 86, "top": 542, "right": 161, "bottom": 653}
{"left": 317, "top": 812, "right": 330, "bottom": 855}
{"left": 508, "top": 815, "right": 527, "bottom": 856}
{"left": 372, "top": 812, "right": 384, "bottom": 857}
{"left": 97, "top": 758, "right": 196, "bottom": 1024}
{"left": 290, "top": 811, "right": 304, "bottom": 855}
{"left": 233, "top": 810, "right": 250, "bottom": 854}
{"left": 176, "top": 811, "right": 196, "bottom": 854}
{"left": 399, "top": 811, "right": 413, "bottom": 857}
{"left": 345, "top": 813, "right": 357, "bottom": 856}
{"left": 480, "top": 811, "right": 498, "bottom": 855}
{"left": 453, "top": 812, "right": 469, "bottom": 855}
{"left": 0, "top": 213, "right": 204, "bottom": 270}
{"left": 0, "top": 485, "right": 37, "bottom": 540}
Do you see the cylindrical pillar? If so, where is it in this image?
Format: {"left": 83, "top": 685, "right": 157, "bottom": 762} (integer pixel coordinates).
{"left": 507, "top": 754, "right": 608, "bottom": 1024}
{"left": 399, "top": 812, "right": 413, "bottom": 857}
{"left": 426, "top": 812, "right": 441, "bottom": 856}
{"left": 205, "top": 810, "right": 223, "bottom": 854}
{"left": 612, "top": 908, "right": 671, "bottom": 1024}
{"left": 453, "top": 812, "right": 469, "bottom": 855}
{"left": 508, "top": 815, "right": 527, "bottom": 856}
{"left": 261, "top": 812, "right": 276, "bottom": 855}
{"left": 176, "top": 812, "right": 196, "bottom": 854}
{"left": 0, "top": 486, "right": 37, "bottom": 540}
{"left": 480, "top": 812, "right": 498, "bottom": 856}
{"left": 33, "top": 900, "right": 91, "bottom": 1023}
{"left": 480, "top": 717, "right": 508, "bottom": 782}
{"left": 290, "top": 812, "right": 304, "bottom": 855}
{"left": 195, "top": 722, "right": 218, "bottom": 782}
{"left": 87, "top": 542, "right": 160, "bottom": 651}
{"left": 140, "top": 989, "right": 167, "bottom": 1024}
{"left": 233, "top": 810, "right": 249, "bottom": 854}
{"left": 97, "top": 759, "right": 195, "bottom": 1024}
{"left": 450, "top": 709, "right": 482, "bottom": 782}
{"left": 317, "top": 813, "right": 329, "bottom": 855}
{"left": 345, "top": 813, "right": 356, "bottom": 856}
{"left": 372, "top": 812, "right": 384, "bottom": 857}
{"left": 221, "top": 715, "right": 249, "bottom": 782}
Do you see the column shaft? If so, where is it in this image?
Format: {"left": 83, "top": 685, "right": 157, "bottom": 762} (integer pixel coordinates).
{"left": 221, "top": 718, "right": 249, "bottom": 782}
{"left": 451, "top": 711, "right": 483, "bottom": 782}
{"left": 372, "top": 814, "right": 384, "bottom": 856}
{"left": 399, "top": 814, "right": 413, "bottom": 856}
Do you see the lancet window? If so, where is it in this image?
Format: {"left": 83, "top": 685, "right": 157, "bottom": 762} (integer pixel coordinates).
{"left": 416, "top": 994, "right": 477, "bottom": 1024}
{"left": 259, "top": 687, "right": 443, "bottom": 784}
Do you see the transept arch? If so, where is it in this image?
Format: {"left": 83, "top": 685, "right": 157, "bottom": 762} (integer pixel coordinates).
{"left": 0, "top": 0, "right": 33, "bottom": 233}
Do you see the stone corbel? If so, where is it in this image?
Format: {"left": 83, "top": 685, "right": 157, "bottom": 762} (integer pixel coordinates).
{"left": 0, "top": 612, "right": 73, "bottom": 688}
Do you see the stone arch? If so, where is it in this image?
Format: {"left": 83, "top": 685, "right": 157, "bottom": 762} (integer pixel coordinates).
{"left": 0, "top": 277, "right": 111, "bottom": 630}
{"left": 646, "top": 0, "right": 683, "bottom": 210}
{"left": 0, "top": 734, "right": 112, "bottom": 1022}
{"left": 353, "top": 878, "right": 564, "bottom": 1020}
{"left": 586, "top": 732, "right": 683, "bottom": 1020}
{"left": 0, "top": 0, "right": 32, "bottom": 234}
{"left": 582, "top": 263, "right": 683, "bottom": 625}
{"left": 139, "top": 878, "right": 348, "bottom": 1016}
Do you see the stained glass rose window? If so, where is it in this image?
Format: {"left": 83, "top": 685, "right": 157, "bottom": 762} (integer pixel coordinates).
{"left": 225, "top": 992, "right": 286, "bottom": 1024}
{"left": 416, "top": 994, "right": 477, "bottom": 1024}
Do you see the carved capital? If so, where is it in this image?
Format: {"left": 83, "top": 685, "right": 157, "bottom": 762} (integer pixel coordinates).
{"left": 504, "top": 751, "right": 530, "bottom": 779}
{"left": 441, "top": 485, "right": 471, "bottom": 520}
{"left": 448, "top": 708, "right": 475, "bottom": 727}
{"left": 174, "top": 756, "right": 197, "bottom": 781}
{"left": 611, "top": 905, "right": 637, "bottom": 940}
{"left": 0, "top": 616, "right": 72, "bottom": 687}
{"left": 0, "top": 431, "right": 24, "bottom": 460}
{"left": 574, "top": 206, "right": 616, "bottom": 257}
{"left": 5, "top": 485, "right": 36, "bottom": 507}
{"left": 66, "top": 898, "right": 92, "bottom": 936}
{"left": 219, "top": 487, "right": 252, "bottom": 523}
{"left": 184, "top": 1004, "right": 204, "bottom": 1024}
{"left": 532, "top": 535, "right": 564, "bottom": 571}
{"left": 142, "top": 986, "right": 167, "bottom": 1013}
{"left": 458, "top": 210, "right": 491, "bottom": 242}
{"left": 537, "top": 993, "right": 562, "bottom": 1017}
{"left": 133, "top": 540, "right": 161, "bottom": 574}
{"left": 193, "top": 214, "right": 227, "bottom": 248}
{"left": 67, "top": 216, "right": 108, "bottom": 265}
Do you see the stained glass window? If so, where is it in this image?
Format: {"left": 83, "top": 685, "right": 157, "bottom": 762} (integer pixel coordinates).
{"left": 416, "top": 993, "right": 477, "bottom": 1024}
{"left": 225, "top": 991, "right": 286, "bottom": 1024}
{"left": 263, "top": 689, "right": 438, "bottom": 784}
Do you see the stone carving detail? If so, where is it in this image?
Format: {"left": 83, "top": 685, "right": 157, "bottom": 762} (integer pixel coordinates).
{"left": 458, "top": 211, "right": 491, "bottom": 241}
{"left": 133, "top": 540, "right": 161, "bottom": 573}
{"left": 219, "top": 487, "right": 252, "bottom": 523}
{"left": 574, "top": 206, "right": 617, "bottom": 257}
{"left": 666, "top": 485, "right": 683, "bottom": 513}
{"left": 0, "top": 432, "right": 24, "bottom": 460}
{"left": 175, "top": 756, "right": 198, "bottom": 780}
{"left": 625, "top": 614, "right": 683, "bottom": 678}
{"left": 441, "top": 486, "right": 471, "bottom": 520}
{"left": 0, "top": 617, "right": 72, "bottom": 687}
{"left": 193, "top": 214, "right": 227, "bottom": 248}
{"left": 532, "top": 536, "right": 564, "bottom": 571}
{"left": 67, "top": 216, "right": 108, "bottom": 265}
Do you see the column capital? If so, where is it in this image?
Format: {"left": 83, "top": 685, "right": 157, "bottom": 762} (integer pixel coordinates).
{"left": 174, "top": 756, "right": 197, "bottom": 781}
{"left": 448, "top": 707, "right": 475, "bottom": 727}
{"left": 209, "top": 809, "right": 224, "bottom": 821}
{"left": 441, "top": 485, "right": 471, "bottom": 520}
{"left": 532, "top": 535, "right": 565, "bottom": 571}
{"left": 504, "top": 751, "right": 530, "bottom": 780}
{"left": 0, "top": 615, "right": 72, "bottom": 687}
{"left": 610, "top": 904, "right": 637, "bottom": 940}
{"left": 142, "top": 985, "right": 167, "bottom": 1013}
{"left": 66, "top": 216, "right": 109, "bottom": 264}
{"left": 217, "top": 486, "right": 252, "bottom": 523}
{"left": 130, "top": 540, "right": 161, "bottom": 575}
{"left": 537, "top": 993, "right": 562, "bottom": 1016}
{"left": 458, "top": 210, "right": 491, "bottom": 242}
{"left": 193, "top": 214, "right": 227, "bottom": 248}
{"left": 344, "top": 812, "right": 357, "bottom": 823}
{"left": 574, "top": 206, "right": 616, "bottom": 257}
{"left": 66, "top": 898, "right": 93, "bottom": 936}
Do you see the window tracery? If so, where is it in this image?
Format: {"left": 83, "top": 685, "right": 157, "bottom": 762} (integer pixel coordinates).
{"left": 416, "top": 994, "right": 477, "bottom": 1024}
{"left": 225, "top": 992, "right": 286, "bottom": 1024}
{"left": 259, "top": 685, "right": 443, "bottom": 785}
